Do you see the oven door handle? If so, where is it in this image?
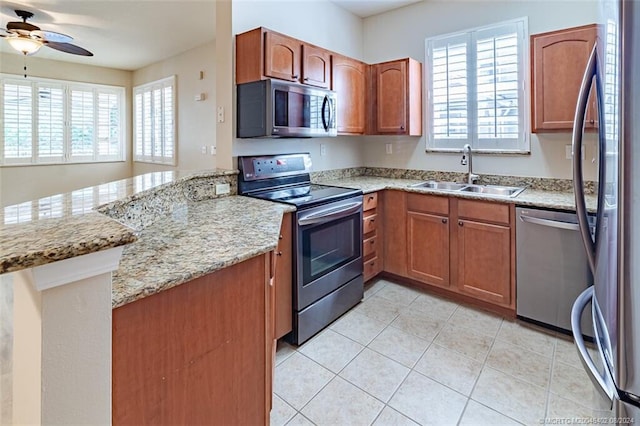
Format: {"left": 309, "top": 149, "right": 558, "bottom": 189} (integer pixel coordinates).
{"left": 298, "top": 201, "right": 362, "bottom": 226}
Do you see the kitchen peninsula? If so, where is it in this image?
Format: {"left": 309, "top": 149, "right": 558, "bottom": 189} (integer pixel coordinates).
{"left": 0, "top": 169, "right": 294, "bottom": 424}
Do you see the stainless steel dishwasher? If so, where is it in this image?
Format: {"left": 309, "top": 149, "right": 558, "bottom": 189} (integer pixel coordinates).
{"left": 516, "top": 207, "right": 595, "bottom": 337}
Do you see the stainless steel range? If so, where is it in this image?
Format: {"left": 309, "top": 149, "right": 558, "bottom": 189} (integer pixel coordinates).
{"left": 238, "top": 153, "right": 364, "bottom": 344}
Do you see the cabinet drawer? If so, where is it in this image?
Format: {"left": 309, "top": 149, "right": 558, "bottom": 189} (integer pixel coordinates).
{"left": 457, "top": 199, "right": 510, "bottom": 225}
{"left": 407, "top": 193, "right": 449, "bottom": 216}
{"left": 364, "top": 256, "right": 381, "bottom": 281}
{"left": 364, "top": 193, "right": 378, "bottom": 211}
{"left": 363, "top": 235, "right": 378, "bottom": 258}
{"left": 363, "top": 213, "right": 378, "bottom": 234}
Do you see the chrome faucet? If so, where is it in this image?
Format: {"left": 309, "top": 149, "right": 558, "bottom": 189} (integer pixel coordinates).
{"left": 460, "top": 144, "right": 479, "bottom": 184}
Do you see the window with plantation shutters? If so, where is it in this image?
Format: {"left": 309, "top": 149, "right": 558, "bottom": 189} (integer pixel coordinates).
{"left": 0, "top": 74, "right": 125, "bottom": 165}
{"left": 426, "top": 18, "right": 529, "bottom": 152}
{"left": 133, "top": 76, "right": 176, "bottom": 165}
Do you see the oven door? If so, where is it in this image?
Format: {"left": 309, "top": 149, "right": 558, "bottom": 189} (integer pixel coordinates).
{"left": 295, "top": 196, "right": 363, "bottom": 310}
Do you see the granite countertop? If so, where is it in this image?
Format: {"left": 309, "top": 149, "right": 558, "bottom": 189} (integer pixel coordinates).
{"left": 315, "top": 176, "right": 597, "bottom": 212}
{"left": 0, "top": 169, "right": 237, "bottom": 275}
{"left": 112, "top": 196, "right": 295, "bottom": 308}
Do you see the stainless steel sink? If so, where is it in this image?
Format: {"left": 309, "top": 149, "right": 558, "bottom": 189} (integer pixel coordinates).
{"left": 410, "top": 181, "right": 526, "bottom": 198}
{"left": 411, "top": 181, "right": 468, "bottom": 191}
{"left": 459, "top": 185, "right": 526, "bottom": 197}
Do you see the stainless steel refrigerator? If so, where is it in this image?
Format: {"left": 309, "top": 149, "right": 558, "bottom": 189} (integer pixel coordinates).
{"left": 571, "top": 0, "right": 640, "bottom": 420}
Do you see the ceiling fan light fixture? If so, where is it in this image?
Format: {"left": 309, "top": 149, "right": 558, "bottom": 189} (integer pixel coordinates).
{"left": 7, "top": 36, "right": 43, "bottom": 55}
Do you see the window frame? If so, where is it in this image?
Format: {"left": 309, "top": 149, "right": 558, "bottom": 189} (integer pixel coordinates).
{"left": 133, "top": 75, "right": 177, "bottom": 166}
{"left": 0, "top": 73, "right": 126, "bottom": 166}
{"left": 425, "top": 17, "right": 530, "bottom": 153}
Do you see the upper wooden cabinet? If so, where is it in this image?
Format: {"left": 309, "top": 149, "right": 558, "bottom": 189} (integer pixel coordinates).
{"left": 236, "top": 27, "right": 331, "bottom": 88}
{"left": 264, "top": 31, "right": 301, "bottom": 83}
{"left": 371, "top": 58, "right": 422, "bottom": 136}
{"left": 331, "top": 54, "right": 367, "bottom": 134}
{"left": 531, "top": 24, "right": 598, "bottom": 132}
{"left": 302, "top": 44, "right": 331, "bottom": 88}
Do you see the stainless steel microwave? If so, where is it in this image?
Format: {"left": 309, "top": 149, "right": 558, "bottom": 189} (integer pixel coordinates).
{"left": 237, "top": 79, "right": 337, "bottom": 138}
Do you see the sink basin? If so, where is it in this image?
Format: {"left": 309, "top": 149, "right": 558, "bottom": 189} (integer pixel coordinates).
{"left": 411, "top": 181, "right": 468, "bottom": 191}
{"left": 459, "top": 185, "right": 526, "bottom": 197}
{"left": 411, "top": 181, "right": 526, "bottom": 198}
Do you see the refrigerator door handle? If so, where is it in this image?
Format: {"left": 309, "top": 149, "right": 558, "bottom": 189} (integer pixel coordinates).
{"left": 571, "top": 286, "right": 616, "bottom": 406}
{"left": 572, "top": 44, "right": 598, "bottom": 274}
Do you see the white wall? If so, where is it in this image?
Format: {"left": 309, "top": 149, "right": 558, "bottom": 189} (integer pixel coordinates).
{"left": 132, "top": 41, "right": 217, "bottom": 175}
{"left": 362, "top": 0, "right": 599, "bottom": 180}
{"left": 0, "top": 53, "right": 132, "bottom": 207}
{"left": 231, "top": 0, "right": 365, "bottom": 171}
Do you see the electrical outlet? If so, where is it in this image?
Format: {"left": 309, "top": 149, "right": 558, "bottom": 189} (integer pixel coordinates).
{"left": 201, "top": 145, "right": 207, "bottom": 154}
{"left": 215, "top": 183, "right": 230, "bottom": 195}
{"left": 386, "top": 143, "right": 393, "bottom": 154}
{"left": 566, "top": 144, "right": 585, "bottom": 160}
{"left": 217, "top": 106, "right": 224, "bottom": 123}
{"left": 210, "top": 145, "right": 216, "bottom": 155}
{"left": 320, "top": 144, "right": 327, "bottom": 156}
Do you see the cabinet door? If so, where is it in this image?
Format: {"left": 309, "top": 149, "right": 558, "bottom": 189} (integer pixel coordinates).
{"left": 456, "top": 219, "right": 511, "bottom": 305}
{"left": 407, "top": 212, "right": 450, "bottom": 288}
{"left": 274, "top": 213, "right": 292, "bottom": 339}
{"left": 264, "top": 31, "right": 301, "bottom": 82}
{"left": 531, "top": 24, "right": 597, "bottom": 132}
{"left": 382, "top": 190, "right": 407, "bottom": 276}
{"left": 332, "top": 54, "right": 367, "bottom": 134}
{"left": 302, "top": 44, "right": 331, "bottom": 88}
{"left": 375, "top": 60, "right": 408, "bottom": 133}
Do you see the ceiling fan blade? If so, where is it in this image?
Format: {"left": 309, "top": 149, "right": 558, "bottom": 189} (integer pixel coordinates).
{"left": 6, "top": 21, "right": 40, "bottom": 32}
{"left": 32, "top": 30, "right": 73, "bottom": 43}
{"left": 44, "top": 41, "right": 93, "bottom": 56}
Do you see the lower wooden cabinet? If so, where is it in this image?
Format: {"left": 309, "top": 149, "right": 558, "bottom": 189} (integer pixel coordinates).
{"left": 363, "top": 192, "right": 383, "bottom": 281}
{"left": 453, "top": 199, "right": 514, "bottom": 308}
{"left": 112, "top": 254, "right": 273, "bottom": 425}
{"left": 382, "top": 190, "right": 515, "bottom": 312}
{"left": 407, "top": 211, "right": 450, "bottom": 288}
{"left": 274, "top": 213, "right": 292, "bottom": 339}
{"left": 382, "top": 190, "right": 407, "bottom": 277}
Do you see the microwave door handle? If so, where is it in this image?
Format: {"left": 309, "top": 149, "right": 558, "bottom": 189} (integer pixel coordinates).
{"left": 298, "top": 201, "right": 362, "bottom": 226}
{"left": 572, "top": 43, "right": 597, "bottom": 274}
{"left": 321, "top": 95, "right": 330, "bottom": 131}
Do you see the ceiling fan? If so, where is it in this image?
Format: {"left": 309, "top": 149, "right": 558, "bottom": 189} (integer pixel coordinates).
{"left": 1, "top": 9, "right": 92, "bottom": 56}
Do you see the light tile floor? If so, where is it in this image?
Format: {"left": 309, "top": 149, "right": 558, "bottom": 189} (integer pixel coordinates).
{"left": 272, "top": 278, "right": 613, "bottom": 426}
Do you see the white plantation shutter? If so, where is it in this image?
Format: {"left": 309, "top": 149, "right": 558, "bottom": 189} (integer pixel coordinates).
{"left": 70, "top": 88, "right": 95, "bottom": 159}
{"left": 426, "top": 18, "right": 528, "bottom": 152}
{"left": 133, "top": 76, "right": 176, "bottom": 165}
{"left": 97, "top": 91, "right": 121, "bottom": 160}
{"left": 37, "top": 84, "right": 64, "bottom": 161}
{"left": 163, "top": 86, "right": 174, "bottom": 159}
{"left": 1, "top": 74, "right": 124, "bottom": 165}
{"left": 2, "top": 81, "right": 33, "bottom": 161}
{"left": 430, "top": 35, "right": 469, "bottom": 146}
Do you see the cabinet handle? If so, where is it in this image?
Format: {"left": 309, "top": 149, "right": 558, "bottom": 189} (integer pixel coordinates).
{"left": 370, "top": 239, "right": 375, "bottom": 244}
{"left": 276, "top": 251, "right": 282, "bottom": 256}
{"left": 400, "top": 125, "right": 405, "bottom": 130}
{"left": 279, "top": 234, "right": 283, "bottom": 240}
{"left": 442, "top": 218, "right": 448, "bottom": 224}
{"left": 368, "top": 195, "right": 375, "bottom": 200}
{"left": 590, "top": 119, "right": 595, "bottom": 124}
{"left": 369, "top": 218, "right": 375, "bottom": 223}
{"left": 292, "top": 75, "right": 299, "bottom": 79}
{"left": 458, "top": 221, "right": 464, "bottom": 226}
{"left": 304, "top": 77, "right": 309, "bottom": 81}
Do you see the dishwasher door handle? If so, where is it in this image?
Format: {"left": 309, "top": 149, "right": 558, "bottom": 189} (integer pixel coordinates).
{"left": 519, "top": 214, "right": 581, "bottom": 231}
